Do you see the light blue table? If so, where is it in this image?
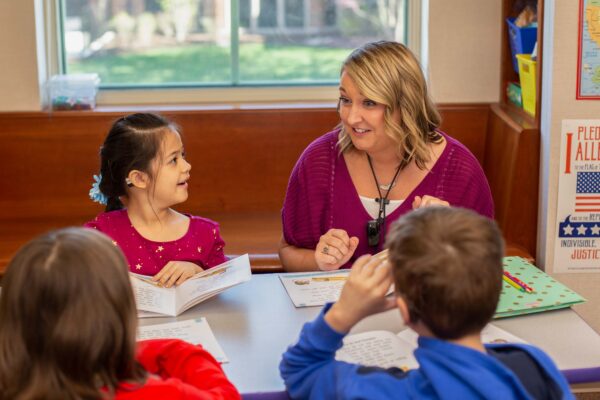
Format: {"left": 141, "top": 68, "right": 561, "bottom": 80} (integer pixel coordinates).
{"left": 139, "top": 273, "right": 600, "bottom": 393}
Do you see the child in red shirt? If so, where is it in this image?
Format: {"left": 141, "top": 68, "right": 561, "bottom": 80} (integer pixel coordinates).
{"left": 0, "top": 227, "right": 240, "bottom": 400}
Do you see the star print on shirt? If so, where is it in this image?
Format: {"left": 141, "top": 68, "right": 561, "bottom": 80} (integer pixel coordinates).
{"left": 591, "top": 225, "right": 600, "bottom": 235}
{"left": 87, "top": 210, "right": 227, "bottom": 274}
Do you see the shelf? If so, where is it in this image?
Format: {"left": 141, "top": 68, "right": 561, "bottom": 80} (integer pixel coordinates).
{"left": 501, "top": 101, "right": 538, "bottom": 129}
{"left": 500, "top": 0, "right": 543, "bottom": 124}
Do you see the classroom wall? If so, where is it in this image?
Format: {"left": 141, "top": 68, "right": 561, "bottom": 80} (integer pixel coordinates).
{"left": 0, "top": 0, "right": 501, "bottom": 111}
{"left": 0, "top": 1, "right": 43, "bottom": 111}
{"left": 428, "top": 0, "right": 502, "bottom": 103}
{"left": 539, "top": 1, "right": 600, "bottom": 332}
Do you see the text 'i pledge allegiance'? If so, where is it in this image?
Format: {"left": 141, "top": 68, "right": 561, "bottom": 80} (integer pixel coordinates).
{"left": 564, "top": 126, "right": 600, "bottom": 174}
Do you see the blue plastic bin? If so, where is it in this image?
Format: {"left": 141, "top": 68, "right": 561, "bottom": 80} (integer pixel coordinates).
{"left": 506, "top": 18, "right": 537, "bottom": 73}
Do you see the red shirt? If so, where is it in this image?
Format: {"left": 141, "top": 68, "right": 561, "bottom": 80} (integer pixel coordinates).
{"left": 115, "top": 339, "right": 240, "bottom": 399}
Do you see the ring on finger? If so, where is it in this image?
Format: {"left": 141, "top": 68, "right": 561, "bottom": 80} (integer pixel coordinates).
{"left": 322, "top": 246, "right": 329, "bottom": 255}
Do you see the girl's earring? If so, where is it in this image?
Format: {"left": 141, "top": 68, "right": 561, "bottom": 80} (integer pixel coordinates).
{"left": 125, "top": 178, "right": 134, "bottom": 187}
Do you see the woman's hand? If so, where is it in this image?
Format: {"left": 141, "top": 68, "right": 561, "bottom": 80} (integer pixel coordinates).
{"left": 315, "top": 229, "right": 359, "bottom": 271}
{"left": 325, "top": 254, "right": 396, "bottom": 333}
{"left": 412, "top": 195, "right": 449, "bottom": 209}
{"left": 152, "top": 261, "right": 204, "bottom": 287}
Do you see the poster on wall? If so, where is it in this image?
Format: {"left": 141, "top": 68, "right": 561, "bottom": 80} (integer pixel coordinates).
{"left": 554, "top": 120, "right": 600, "bottom": 273}
{"left": 577, "top": 0, "right": 600, "bottom": 99}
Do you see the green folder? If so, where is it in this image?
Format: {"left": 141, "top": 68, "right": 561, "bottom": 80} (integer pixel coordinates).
{"left": 494, "top": 257, "right": 586, "bottom": 319}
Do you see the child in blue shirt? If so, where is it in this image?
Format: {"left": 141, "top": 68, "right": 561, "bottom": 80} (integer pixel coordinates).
{"left": 280, "top": 207, "right": 573, "bottom": 400}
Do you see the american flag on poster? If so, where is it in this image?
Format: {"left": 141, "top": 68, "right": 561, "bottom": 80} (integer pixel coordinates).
{"left": 575, "top": 172, "right": 600, "bottom": 213}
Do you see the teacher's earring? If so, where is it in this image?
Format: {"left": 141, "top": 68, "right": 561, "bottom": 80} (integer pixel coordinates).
{"left": 125, "top": 178, "right": 134, "bottom": 187}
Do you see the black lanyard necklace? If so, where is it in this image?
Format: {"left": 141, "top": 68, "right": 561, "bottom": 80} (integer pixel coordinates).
{"left": 366, "top": 154, "right": 402, "bottom": 247}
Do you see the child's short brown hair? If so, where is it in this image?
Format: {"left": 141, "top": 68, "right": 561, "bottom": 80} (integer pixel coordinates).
{"left": 386, "top": 207, "right": 504, "bottom": 340}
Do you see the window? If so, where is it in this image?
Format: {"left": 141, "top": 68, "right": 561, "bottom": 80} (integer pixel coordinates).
{"left": 58, "top": 0, "right": 412, "bottom": 91}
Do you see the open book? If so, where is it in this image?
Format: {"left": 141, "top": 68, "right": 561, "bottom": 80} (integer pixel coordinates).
{"left": 279, "top": 269, "right": 350, "bottom": 307}
{"left": 138, "top": 318, "right": 228, "bottom": 363}
{"left": 336, "top": 324, "right": 527, "bottom": 371}
{"left": 279, "top": 249, "right": 390, "bottom": 307}
{"left": 131, "top": 254, "right": 251, "bottom": 317}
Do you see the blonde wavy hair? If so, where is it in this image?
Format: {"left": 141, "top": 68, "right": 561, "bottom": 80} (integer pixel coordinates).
{"left": 338, "top": 41, "right": 442, "bottom": 170}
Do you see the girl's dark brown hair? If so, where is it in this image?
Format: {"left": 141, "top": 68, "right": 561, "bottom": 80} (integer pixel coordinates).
{"left": 0, "top": 228, "right": 146, "bottom": 399}
{"left": 99, "top": 113, "right": 177, "bottom": 211}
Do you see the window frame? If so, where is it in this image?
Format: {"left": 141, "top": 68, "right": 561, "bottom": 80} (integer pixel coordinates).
{"left": 44, "top": 0, "right": 423, "bottom": 105}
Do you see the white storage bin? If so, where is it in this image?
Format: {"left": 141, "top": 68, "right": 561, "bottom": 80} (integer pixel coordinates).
{"left": 48, "top": 73, "right": 100, "bottom": 110}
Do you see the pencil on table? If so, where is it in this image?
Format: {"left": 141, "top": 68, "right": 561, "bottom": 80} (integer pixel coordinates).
{"left": 311, "top": 276, "right": 347, "bottom": 282}
{"left": 503, "top": 270, "right": 535, "bottom": 293}
{"left": 502, "top": 275, "right": 526, "bottom": 292}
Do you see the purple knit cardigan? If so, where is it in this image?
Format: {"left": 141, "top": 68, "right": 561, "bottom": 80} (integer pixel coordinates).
{"left": 282, "top": 130, "right": 494, "bottom": 268}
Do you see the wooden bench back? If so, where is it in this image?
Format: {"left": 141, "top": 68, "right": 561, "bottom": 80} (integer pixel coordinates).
{"left": 0, "top": 103, "right": 537, "bottom": 259}
{"left": 0, "top": 109, "right": 338, "bottom": 220}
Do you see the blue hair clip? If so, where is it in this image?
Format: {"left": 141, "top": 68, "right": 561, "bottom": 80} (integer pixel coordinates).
{"left": 89, "top": 174, "right": 108, "bottom": 205}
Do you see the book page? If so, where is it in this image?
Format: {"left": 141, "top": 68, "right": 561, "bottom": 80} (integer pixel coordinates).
{"left": 179, "top": 287, "right": 228, "bottom": 312}
{"left": 137, "top": 310, "right": 167, "bottom": 318}
{"left": 337, "top": 324, "right": 527, "bottom": 371}
{"left": 131, "top": 255, "right": 251, "bottom": 317}
{"left": 397, "top": 324, "right": 528, "bottom": 347}
{"left": 130, "top": 276, "right": 176, "bottom": 315}
{"left": 481, "top": 324, "right": 528, "bottom": 344}
{"left": 279, "top": 270, "right": 350, "bottom": 307}
{"left": 336, "top": 330, "right": 418, "bottom": 371}
{"left": 279, "top": 263, "right": 393, "bottom": 308}
{"left": 138, "top": 318, "right": 228, "bottom": 363}
{"left": 175, "top": 254, "right": 252, "bottom": 314}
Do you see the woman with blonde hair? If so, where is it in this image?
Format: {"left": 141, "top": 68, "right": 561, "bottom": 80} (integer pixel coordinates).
{"left": 279, "top": 41, "right": 493, "bottom": 272}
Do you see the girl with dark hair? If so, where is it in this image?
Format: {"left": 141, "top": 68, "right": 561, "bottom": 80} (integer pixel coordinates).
{"left": 0, "top": 227, "right": 240, "bottom": 399}
{"left": 85, "top": 113, "right": 226, "bottom": 287}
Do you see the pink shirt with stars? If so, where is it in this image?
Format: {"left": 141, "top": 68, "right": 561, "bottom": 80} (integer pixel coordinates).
{"left": 85, "top": 209, "right": 226, "bottom": 276}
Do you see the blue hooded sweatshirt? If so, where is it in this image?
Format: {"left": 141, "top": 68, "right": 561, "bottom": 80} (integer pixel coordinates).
{"left": 280, "top": 305, "right": 574, "bottom": 400}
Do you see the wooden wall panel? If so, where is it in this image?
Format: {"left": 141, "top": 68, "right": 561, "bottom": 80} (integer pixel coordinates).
{"left": 485, "top": 104, "right": 539, "bottom": 256}
{"left": 0, "top": 104, "right": 489, "bottom": 220}
{"left": 0, "top": 109, "right": 338, "bottom": 220}
{"left": 438, "top": 104, "right": 489, "bottom": 163}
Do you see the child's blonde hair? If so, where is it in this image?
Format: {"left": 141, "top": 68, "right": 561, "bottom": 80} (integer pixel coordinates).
{"left": 0, "top": 227, "right": 146, "bottom": 398}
